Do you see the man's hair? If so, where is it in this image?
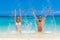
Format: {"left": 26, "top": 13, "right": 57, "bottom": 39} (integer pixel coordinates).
{"left": 38, "top": 16, "right": 42, "bottom": 19}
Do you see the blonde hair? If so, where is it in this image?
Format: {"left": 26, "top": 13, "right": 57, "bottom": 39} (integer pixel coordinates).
{"left": 16, "top": 17, "right": 21, "bottom": 23}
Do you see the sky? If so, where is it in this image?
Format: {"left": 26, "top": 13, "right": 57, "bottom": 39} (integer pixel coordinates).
{"left": 0, "top": 0, "right": 60, "bottom": 16}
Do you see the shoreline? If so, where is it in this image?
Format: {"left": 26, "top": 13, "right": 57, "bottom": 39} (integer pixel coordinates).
{"left": 0, "top": 32, "right": 60, "bottom": 40}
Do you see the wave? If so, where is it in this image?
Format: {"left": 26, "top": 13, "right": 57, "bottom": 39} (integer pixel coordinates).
{"left": 44, "top": 31, "right": 52, "bottom": 33}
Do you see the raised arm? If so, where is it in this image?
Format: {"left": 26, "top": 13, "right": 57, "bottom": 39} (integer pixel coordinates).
{"left": 14, "top": 9, "right": 16, "bottom": 22}
{"left": 32, "top": 10, "right": 38, "bottom": 22}
{"left": 20, "top": 9, "right": 22, "bottom": 21}
{"left": 43, "top": 8, "right": 51, "bottom": 21}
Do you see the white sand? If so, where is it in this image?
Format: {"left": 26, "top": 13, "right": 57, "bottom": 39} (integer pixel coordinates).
{"left": 0, "top": 32, "right": 60, "bottom": 40}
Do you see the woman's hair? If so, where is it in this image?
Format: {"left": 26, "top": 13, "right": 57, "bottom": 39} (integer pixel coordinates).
{"left": 16, "top": 17, "right": 21, "bottom": 22}
{"left": 38, "top": 16, "right": 42, "bottom": 22}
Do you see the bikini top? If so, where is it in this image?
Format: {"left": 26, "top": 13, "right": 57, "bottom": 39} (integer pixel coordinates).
{"left": 16, "top": 22, "right": 21, "bottom": 26}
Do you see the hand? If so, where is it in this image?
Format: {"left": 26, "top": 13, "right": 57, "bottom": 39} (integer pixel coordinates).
{"left": 14, "top": 9, "right": 16, "bottom": 15}
{"left": 32, "top": 10, "right": 35, "bottom": 14}
{"left": 48, "top": 8, "right": 51, "bottom": 12}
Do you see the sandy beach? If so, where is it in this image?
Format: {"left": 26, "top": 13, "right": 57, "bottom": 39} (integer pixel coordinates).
{"left": 0, "top": 32, "right": 60, "bottom": 40}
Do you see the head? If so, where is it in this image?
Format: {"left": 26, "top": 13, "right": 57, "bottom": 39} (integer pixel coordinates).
{"left": 16, "top": 17, "right": 21, "bottom": 23}
{"left": 38, "top": 16, "right": 42, "bottom": 22}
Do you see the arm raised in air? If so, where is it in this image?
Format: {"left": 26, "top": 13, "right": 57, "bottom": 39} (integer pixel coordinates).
{"left": 20, "top": 9, "right": 22, "bottom": 22}
{"left": 32, "top": 10, "right": 38, "bottom": 22}
{"left": 14, "top": 9, "right": 16, "bottom": 22}
{"left": 43, "top": 8, "right": 51, "bottom": 21}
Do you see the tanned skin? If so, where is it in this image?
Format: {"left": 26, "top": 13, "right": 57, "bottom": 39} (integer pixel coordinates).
{"left": 32, "top": 9, "right": 50, "bottom": 32}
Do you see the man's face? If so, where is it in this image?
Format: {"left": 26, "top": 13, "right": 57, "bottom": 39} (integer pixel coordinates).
{"left": 39, "top": 16, "right": 42, "bottom": 20}
{"left": 39, "top": 16, "right": 42, "bottom": 19}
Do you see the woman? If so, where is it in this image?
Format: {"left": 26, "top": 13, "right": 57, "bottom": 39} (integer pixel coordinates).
{"left": 32, "top": 9, "right": 50, "bottom": 32}
{"left": 14, "top": 9, "right": 22, "bottom": 32}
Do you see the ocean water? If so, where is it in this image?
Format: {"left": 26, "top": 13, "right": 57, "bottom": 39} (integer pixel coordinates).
{"left": 0, "top": 16, "right": 60, "bottom": 33}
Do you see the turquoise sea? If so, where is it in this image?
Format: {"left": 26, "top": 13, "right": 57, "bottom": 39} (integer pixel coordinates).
{"left": 0, "top": 16, "right": 60, "bottom": 33}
